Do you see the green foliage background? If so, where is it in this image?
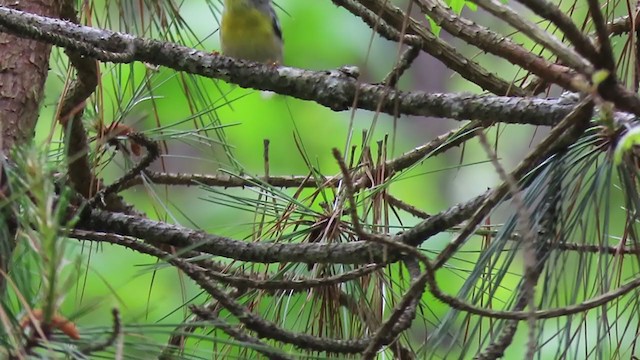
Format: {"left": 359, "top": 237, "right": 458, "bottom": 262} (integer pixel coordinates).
{"left": 7, "top": 0, "right": 633, "bottom": 358}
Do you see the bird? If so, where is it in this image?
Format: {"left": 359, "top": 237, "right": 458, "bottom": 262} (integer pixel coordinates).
{"left": 220, "top": 0, "right": 284, "bottom": 65}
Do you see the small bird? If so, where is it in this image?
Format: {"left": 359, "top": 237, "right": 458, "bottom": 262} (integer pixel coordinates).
{"left": 220, "top": 0, "right": 284, "bottom": 64}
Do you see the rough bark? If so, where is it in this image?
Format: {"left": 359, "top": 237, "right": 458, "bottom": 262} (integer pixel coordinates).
{"left": 0, "top": 0, "right": 60, "bottom": 151}
{"left": 0, "top": 0, "right": 61, "bottom": 293}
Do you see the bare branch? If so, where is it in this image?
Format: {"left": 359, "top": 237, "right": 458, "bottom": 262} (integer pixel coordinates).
{"left": 413, "top": 0, "right": 577, "bottom": 90}
{"left": 333, "top": 0, "right": 525, "bottom": 95}
{"left": 516, "top": 0, "right": 600, "bottom": 66}
{"left": 469, "top": 0, "right": 592, "bottom": 73}
{"left": 0, "top": 6, "right": 583, "bottom": 122}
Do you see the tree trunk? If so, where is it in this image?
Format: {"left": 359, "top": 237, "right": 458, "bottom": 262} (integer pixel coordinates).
{"left": 0, "top": 0, "right": 61, "bottom": 292}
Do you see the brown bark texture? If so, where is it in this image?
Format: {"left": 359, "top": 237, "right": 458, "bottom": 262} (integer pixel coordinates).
{"left": 0, "top": 0, "right": 60, "bottom": 151}
{"left": 0, "top": 0, "right": 61, "bottom": 295}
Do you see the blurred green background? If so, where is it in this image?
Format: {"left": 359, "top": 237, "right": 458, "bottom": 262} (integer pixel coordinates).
{"left": 17, "top": 0, "right": 626, "bottom": 358}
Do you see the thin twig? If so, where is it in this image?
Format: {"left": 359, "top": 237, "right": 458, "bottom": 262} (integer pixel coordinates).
{"left": 333, "top": 148, "right": 426, "bottom": 358}
{"left": 382, "top": 41, "right": 422, "bottom": 87}
{"left": 469, "top": 0, "right": 592, "bottom": 73}
{"left": 477, "top": 131, "right": 538, "bottom": 360}
{"left": 423, "top": 98, "right": 593, "bottom": 269}
{"left": 334, "top": 0, "right": 526, "bottom": 95}
{"left": 516, "top": 0, "right": 600, "bottom": 65}
{"left": 189, "top": 306, "right": 294, "bottom": 360}
{"left": 413, "top": 0, "right": 577, "bottom": 90}
{"left": 88, "top": 133, "right": 159, "bottom": 207}
{"left": 586, "top": 0, "right": 616, "bottom": 71}
{"left": 78, "top": 308, "right": 121, "bottom": 355}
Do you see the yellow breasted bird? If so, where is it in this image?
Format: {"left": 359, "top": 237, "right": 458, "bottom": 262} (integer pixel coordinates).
{"left": 220, "top": 0, "right": 284, "bottom": 64}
